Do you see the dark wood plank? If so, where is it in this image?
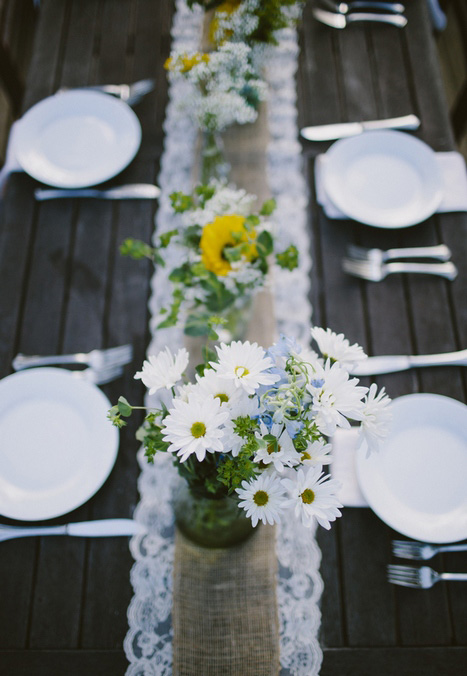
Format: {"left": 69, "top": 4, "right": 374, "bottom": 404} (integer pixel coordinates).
{"left": 0, "top": 650, "right": 128, "bottom": 676}
{"left": 321, "top": 647, "right": 467, "bottom": 676}
{"left": 22, "top": 0, "right": 70, "bottom": 110}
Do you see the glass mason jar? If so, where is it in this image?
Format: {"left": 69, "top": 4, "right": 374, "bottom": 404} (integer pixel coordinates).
{"left": 200, "top": 129, "right": 230, "bottom": 184}
{"left": 173, "top": 479, "right": 255, "bottom": 548}
{"left": 216, "top": 295, "right": 253, "bottom": 344}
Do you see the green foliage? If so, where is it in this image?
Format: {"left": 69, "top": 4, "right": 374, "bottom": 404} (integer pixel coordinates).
{"left": 276, "top": 244, "right": 299, "bottom": 270}
{"left": 170, "top": 191, "right": 194, "bottom": 212}
{"left": 217, "top": 449, "right": 258, "bottom": 492}
{"left": 158, "top": 288, "right": 183, "bottom": 329}
{"left": 260, "top": 198, "right": 276, "bottom": 216}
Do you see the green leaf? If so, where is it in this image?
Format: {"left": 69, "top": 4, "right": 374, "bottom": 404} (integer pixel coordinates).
{"left": 159, "top": 229, "right": 178, "bottom": 248}
{"left": 120, "top": 238, "right": 154, "bottom": 260}
{"left": 260, "top": 198, "right": 276, "bottom": 215}
{"left": 276, "top": 244, "right": 299, "bottom": 270}
{"left": 117, "top": 397, "right": 133, "bottom": 417}
{"left": 170, "top": 191, "right": 194, "bottom": 212}
{"left": 256, "top": 230, "right": 273, "bottom": 257}
{"left": 184, "top": 312, "right": 212, "bottom": 336}
{"left": 245, "top": 214, "right": 260, "bottom": 229}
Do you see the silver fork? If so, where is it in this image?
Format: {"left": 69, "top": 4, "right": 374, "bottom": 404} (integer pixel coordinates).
{"left": 387, "top": 564, "right": 467, "bottom": 588}
{"left": 346, "top": 243, "right": 452, "bottom": 264}
{"left": 13, "top": 344, "right": 133, "bottom": 372}
{"left": 57, "top": 78, "right": 155, "bottom": 106}
{"left": 71, "top": 364, "right": 124, "bottom": 385}
{"left": 392, "top": 540, "right": 467, "bottom": 561}
{"left": 342, "top": 257, "right": 458, "bottom": 281}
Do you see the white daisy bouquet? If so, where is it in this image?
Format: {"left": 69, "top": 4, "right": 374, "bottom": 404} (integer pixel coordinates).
{"left": 121, "top": 180, "right": 298, "bottom": 340}
{"left": 109, "top": 328, "right": 391, "bottom": 531}
{"left": 164, "top": 41, "right": 267, "bottom": 132}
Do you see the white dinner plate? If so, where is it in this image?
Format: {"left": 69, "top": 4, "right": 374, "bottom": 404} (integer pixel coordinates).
{"left": 0, "top": 368, "right": 119, "bottom": 521}
{"left": 15, "top": 90, "right": 142, "bottom": 188}
{"left": 321, "top": 130, "right": 444, "bottom": 228}
{"left": 356, "top": 393, "right": 467, "bottom": 543}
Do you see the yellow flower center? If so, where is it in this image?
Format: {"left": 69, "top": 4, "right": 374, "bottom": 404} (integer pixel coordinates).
{"left": 301, "top": 489, "right": 315, "bottom": 505}
{"left": 200, "top": 214, "right": 257, "bottom": 276}
{"left": 253, "top": 490, "right": 269, "bottom": 507}
{"left": 191, "top": 421, "right": 207, "bottom": 438}
{"left": 234, "top": 365, "right": 250, "bottom": 378}
{"left": 215, "top": 393, "right": 229, "bottom": 403}
{"left": 301, "top": 451, "right": 311, "bottom": 461}
{"left": 267, "top": 443, "right": 281, "bottom": 455}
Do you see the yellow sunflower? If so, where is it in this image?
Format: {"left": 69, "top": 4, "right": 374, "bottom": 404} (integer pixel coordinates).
{"left": 200, "top": 214, "right": 257, "bottom": 276}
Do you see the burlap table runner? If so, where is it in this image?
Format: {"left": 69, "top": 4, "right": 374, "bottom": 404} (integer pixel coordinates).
{"left": 173, "top": 97, "right": 281, "bottom": 674}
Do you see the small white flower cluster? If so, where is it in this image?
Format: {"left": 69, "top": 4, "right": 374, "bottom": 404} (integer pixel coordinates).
{"left": 211, "top": 0, "right": 261, "bottom": 47}
{"left": 167, "top": 42, "right": 267, "bottom": 132}
{"left": 135, "top": 329, "right": 392, "bottom": 531}
{"left": 183, "top": 181, "right": 256, "bottom": 228}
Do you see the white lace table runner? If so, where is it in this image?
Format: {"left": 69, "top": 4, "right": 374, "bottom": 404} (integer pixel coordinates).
{"left": 124, "top": 2, "right": 322, "bottom": 674}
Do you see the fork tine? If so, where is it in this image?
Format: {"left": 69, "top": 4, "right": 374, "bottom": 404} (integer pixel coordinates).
{"left": 347, "top": 244, "right": 370, "bottom": 259}
{"left": 342, "top": 258, "right": 377, "bottom": 280}
{"left": 387, "top": 576, "right": 420, "bottom": 588}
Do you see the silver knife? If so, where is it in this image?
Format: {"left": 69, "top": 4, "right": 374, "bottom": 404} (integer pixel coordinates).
{"left": 0, "top": 518, "right": 146, "bottom": 541}
{"left": 35, "top": 183, "right": 161, "bottom": 200}
{"left": 351, "top": 348, "right": 467, "bottom": 376}
{"left": 301, "top": 114, "right": 420, "bottom": 141}
{"left": 312, "top": 7, "right": 408, "bottom": 28}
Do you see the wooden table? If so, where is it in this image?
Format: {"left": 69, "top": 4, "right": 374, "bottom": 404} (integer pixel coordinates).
{"left": 0, "top": 1, "right": 466, "bottom": 674}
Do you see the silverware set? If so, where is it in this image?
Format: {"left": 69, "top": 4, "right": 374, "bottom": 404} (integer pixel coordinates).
{"left": 387, "top": 539, "right": 467, "bottom": 588}
{"left": 12, "top": 344, "right": 133, "bottom": 386}
{"left": 343, "top": 244, "right": 458, "bottom": 282}
{"left": 313, "top": 1, "right": 407, "bottom": 28}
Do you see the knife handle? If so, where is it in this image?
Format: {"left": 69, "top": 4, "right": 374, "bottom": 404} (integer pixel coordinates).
{"left": 35, "top": 189, "right": 100, "bottom": 200}
{"left": 362, "top": 114, "right": 420, "bottom": 132}
{"left": 346, "top": 12, "right": 407, "bottom": 26}
{"left": 410, "top": 348, "right": 467, "bottom": 368}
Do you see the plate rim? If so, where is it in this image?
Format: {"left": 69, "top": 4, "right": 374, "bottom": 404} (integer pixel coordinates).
{"left": 15, "top": 90, "right": 142, "bottom": 188}
{"left": 0, "top": 367, "right": 119, "bottom": 521}
{"left": 321, "top": 130, "right": 444, "bottom": 229}
{"left": 356, "top": 392, "right": 467, "bottom": 543}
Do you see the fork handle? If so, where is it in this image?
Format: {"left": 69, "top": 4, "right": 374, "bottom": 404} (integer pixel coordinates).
{"left": 440, "top": 573, "right": 467, "bottom": 581}
{"left": 438, "top": 543, "right": 467, "bottom": 554}
{"left": 385, "top": 262, "right": 458, "bottom": 280}
{"left": 13, "top": 353, "right": 86, "bottom": 369}
{"left": 385, "top": 244, "right": 451, "bottom": 261}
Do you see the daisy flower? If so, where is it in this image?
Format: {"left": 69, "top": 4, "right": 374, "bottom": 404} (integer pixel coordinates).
{"left": 254, "top": 422, "right": 301, "bottom": 472}
{"left": 211, "top": 340, "right": 280, "bottom": 395}
{"left": 195, "top": 368, "right": 242, "bottom": 407}
{"left": 300, "top": 439, "right": 333, "bottom": 467}
{"left": 134, "top": 347, "right": 189, "bottom": 395}
{"left": 357, "top": 383, "right": 393, "bottom": 455}
{"left": 236, "top": 472, "right": 287, "bottom": 527}
{"left": 162, "top": 394, "right": 229, "bottom": 462}
{"left": 306, "top": 360, "right": 367, "bottom": 436}
{"left": 282, "top": 466, "right": 342, "bottom": 530}
{"left": 311, "top": 327, "right": 367, "bottom": 370}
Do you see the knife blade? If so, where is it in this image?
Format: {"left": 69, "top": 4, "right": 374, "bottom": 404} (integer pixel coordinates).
{"left": 35, "top": 183, "right": 161, "bottom": 200}
{"left": 301, "top": 114, "right": 420, "bottom": 141}
{"left": 351, "top": 348, "right": 467, "bottom": 376}
{"left": 0, "top": 519, "right": 146, "bottom": 541}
